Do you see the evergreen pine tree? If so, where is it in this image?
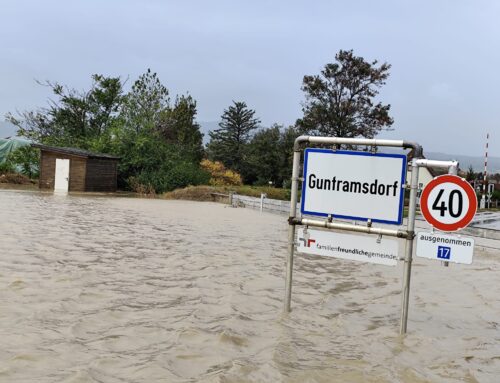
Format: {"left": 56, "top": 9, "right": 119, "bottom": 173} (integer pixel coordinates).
{"left": 207, "top": 101, "right": 260, "bottom": 180}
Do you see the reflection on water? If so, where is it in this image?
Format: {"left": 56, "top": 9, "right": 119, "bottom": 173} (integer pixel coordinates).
{"left": 0, "top": 190, "right": 499, "bottom": 382}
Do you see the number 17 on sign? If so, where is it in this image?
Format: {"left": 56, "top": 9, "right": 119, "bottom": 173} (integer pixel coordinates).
{"left": 437, "top": 246, "right": 451, "bottom": 260}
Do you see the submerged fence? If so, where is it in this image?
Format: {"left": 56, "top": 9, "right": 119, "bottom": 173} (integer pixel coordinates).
{"left": 232, "top": 193, "right": 299, "bottom": 214}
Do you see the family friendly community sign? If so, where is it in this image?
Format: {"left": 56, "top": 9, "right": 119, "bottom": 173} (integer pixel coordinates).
{"left": 297, "top": 227, "right": 399, "bottom": 266}
{"left": 301, "top": 149, "right": 407, "bottom": 225}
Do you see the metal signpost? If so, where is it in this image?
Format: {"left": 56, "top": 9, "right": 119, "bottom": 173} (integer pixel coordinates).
{"left": 284, "top": 135, "right": 472, "bottom": 335}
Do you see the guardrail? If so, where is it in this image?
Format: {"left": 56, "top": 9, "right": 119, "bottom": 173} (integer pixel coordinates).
{"left": 232, "top": 193, "right": 299, "bottom": 214}
{"left": 209, "top": 192, "right": 232, "bottom": 204}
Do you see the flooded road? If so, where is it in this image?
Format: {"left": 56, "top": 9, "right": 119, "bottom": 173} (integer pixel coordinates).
{"left": 0, "top": 190, "right": 499, "bottom": 382}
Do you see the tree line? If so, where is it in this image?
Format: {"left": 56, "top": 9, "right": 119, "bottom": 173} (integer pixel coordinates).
{"left": 6, "top": 50, "right": 394, "bottom": 193}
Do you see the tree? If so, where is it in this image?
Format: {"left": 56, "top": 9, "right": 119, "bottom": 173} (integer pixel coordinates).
{"left": 247, "top": 124, "right": 300, "bottom": 187}
{"left": 296, "top": 49, "right": 393, "bottom": 138}
{"left": 278, "top": 125, "right": 301, "bottom": 187}
{"left": 466, "top": 165, "right": 476, "bottom": 182}
{"left": 157, "top": 95, "right": 204, "bottom": 162}
{"left": 207, "top": 101, "right": 260, "bottom": 180}
{"left": 248, "top": 125, "right": 281, "bottom": 185}
{"left": 122, "top": 68, "right": 169, "bottom": 133}
{"left": 8, "top": 75, "right": 123, "bottom": 149}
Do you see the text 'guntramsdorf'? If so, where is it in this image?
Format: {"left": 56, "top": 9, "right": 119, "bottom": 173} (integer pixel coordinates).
{"left": 308, "top": 174, "right": 399, "bottom": 197}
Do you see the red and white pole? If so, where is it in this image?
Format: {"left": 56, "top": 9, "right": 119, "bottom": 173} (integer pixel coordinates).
{"left": 481, "top": 133, "right": 489, "bottom": 209}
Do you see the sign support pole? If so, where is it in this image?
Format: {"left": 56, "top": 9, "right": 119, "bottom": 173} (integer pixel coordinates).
{"left": 443, "top": 161, "right": 458, "bottom": 267}
{"left": 400, "top": 157, "right": 420, "bottom": 334}
{"left": 284, "top": 149, "right": 301, "bottom": 312}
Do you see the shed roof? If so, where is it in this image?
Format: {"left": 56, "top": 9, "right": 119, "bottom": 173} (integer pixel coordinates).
{"left": 32, "top": 144, "right": 120, "bottom": 160}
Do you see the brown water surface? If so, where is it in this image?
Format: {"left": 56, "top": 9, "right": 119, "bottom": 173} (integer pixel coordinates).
{"left": 0, "top": 190, "right": 499, "bottom": 382}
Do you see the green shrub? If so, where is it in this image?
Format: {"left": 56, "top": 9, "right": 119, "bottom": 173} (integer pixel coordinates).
{"left": 134, "top": 162, "right": 209, "bottom": 194}
{"left": 163, "top": 162, "right": 210, "bottom": 191}
{"left": 6, "top": 146, "right": 39, "bottom": 179}
{"left": 493, "top": 189, "right": 500, "bottom": 201}
{"left": 0, "top": 161, "right": 15, "bottom": 175}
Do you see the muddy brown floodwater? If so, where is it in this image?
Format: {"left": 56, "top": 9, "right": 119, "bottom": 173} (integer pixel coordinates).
{"left": 0, "top": 190, "right": 499, "bottom": 382}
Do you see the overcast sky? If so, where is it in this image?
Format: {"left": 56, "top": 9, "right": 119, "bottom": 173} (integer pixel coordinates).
{"left": 1, "top": 0, "right": 499, "bottom": 156}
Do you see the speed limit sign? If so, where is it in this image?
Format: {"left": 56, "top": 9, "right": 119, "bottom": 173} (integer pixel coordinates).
{"left": 420, "top": 175, "right": 477, "bottom": 232}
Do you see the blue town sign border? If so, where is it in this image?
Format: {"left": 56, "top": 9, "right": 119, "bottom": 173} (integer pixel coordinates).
{"left": 300, "top": 148, "right": 407, "bottom": 225}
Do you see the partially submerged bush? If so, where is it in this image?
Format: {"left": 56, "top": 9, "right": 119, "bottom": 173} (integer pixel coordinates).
{"left": 128, "top": 161, "right": 210, "bottom": 195}
{"left": 128, "top": 177, "right": 156, "bottom": 197}
{"left": 0, "top": 173, "right": 33, "bottom": 184}
{"left": 163, "top": 185, "right": 222, "bottom": 201}
{"left": 163, "top": 184, "right": 292, "bottom": 201}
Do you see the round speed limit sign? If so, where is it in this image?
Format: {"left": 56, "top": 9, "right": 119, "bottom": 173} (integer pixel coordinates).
{"left": 420, "top": 175, "right": 477, "bottom": 232}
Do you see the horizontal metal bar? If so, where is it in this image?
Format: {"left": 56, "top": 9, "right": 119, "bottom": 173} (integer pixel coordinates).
{"left": 306, "top": 136, "right": 404, "bottom": 147}
{"left": 415, "top": 159, "right": 459, "bottom": 171}
{"left": 292, "top": 217, "right": 409, "bottom": 238}
{"left": 294, "top": 135, "right": 423, "bottom": 157}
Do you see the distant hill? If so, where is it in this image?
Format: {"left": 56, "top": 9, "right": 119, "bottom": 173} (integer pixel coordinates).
{"left": 425, "top": 151, "right": 500, "bottom": 174}
{"left": 366, "top": 146, "right": 499, "bottom": 173}
{"left": 0, "top": 121, "right": 18, "bottom": 138}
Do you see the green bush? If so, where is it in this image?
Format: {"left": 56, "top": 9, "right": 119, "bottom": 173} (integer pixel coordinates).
{"left": 493, "top": 189, "right": 500, "bottom": 201}
{"left": 0, "top": 161, "right": 15, "bottom": 175}
{"left": 6, "top": 146, "right": 39, "bottom": 179}
{"left": 134, "top": 162, "right": 209, "bottom": 194}
{"left": 163, "top": 162, "right": 210, "bottom": 191}
{"left": 103, "top": 128, "right": 209, "bottom": 194}
{"left": 95, "top": 129, "right": 212, "bottom": 193}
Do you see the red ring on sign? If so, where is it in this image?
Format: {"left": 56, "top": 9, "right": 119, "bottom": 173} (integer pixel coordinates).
{"left": 420, "top": 175, "right": 477, "bottom": 232}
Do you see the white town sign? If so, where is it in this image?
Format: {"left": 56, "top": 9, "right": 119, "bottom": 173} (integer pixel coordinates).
{"left": 301, "top": 149, "right": 407, "bottom": 225}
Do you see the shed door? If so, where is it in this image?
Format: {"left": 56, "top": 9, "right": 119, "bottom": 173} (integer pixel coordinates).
{"left": 54, "top": 158, "right": 70, "bottom": 191}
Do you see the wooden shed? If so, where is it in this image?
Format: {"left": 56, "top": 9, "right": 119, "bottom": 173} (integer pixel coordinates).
{"left": 33, "top": 144, "right": 120, "bottom": 192}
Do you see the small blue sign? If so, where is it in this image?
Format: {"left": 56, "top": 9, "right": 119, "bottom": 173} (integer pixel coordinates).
{"left": 437, "top": 246, "right": 451, "bottom": 260}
